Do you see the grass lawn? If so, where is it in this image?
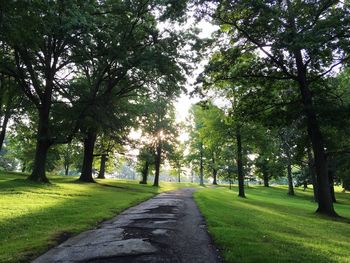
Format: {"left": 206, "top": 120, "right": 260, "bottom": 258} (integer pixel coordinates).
{"left": 194, "top": 185, "right": 350, "bottom": 263}
{"left": 0, "top": 171, "right": 198, "bottom": 263}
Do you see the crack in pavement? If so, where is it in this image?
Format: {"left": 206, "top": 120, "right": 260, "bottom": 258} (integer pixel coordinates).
{"left": 33, "top": 188, "right": 222, "bottom": 263}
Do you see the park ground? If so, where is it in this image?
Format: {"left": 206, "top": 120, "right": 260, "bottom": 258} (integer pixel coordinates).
{"left": 1, "top": 171, "right": 349, "bottom": 263}
{"left": 0, "top": 171, "right": 198, "bottom": 263}
{"left": 195, "top": 185, "right": 350, "bottom": 263}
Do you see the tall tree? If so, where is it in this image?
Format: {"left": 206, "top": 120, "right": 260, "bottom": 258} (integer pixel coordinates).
{"left": 169, "top": 142, "right": 186, "bottom": 183}
{"left": 235, "top": 123, "right": 245, "bottom": 197}
{"left": 187, "top": 102, "right": 232, "bottom": 186}
{"left": 140, "top": 95, "right": 179, "bottom": 187}
{"left": 187, "top": 104, "right": 207, "bottom": 186}
{"left": 253, "top": 130, "right": 285, "bottom": 188}
{"left": 279, "top": 128, "right": 297, "bottom": 196}
{"left": 196, "top": 102, "right": 227, "bottom": 185}
{"left": 137, "top": 145, "right": 155, "bottom": 184}
{"left": 69, "top": 1, "right": 188, "bottom": 182}
{"left": 0, "top": 1, "right": 94, "bottom": 182}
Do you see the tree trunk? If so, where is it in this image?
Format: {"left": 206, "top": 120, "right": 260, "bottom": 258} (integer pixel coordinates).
{"left": 307, "top": 147, "right": 318, "bottom": 202}
{"left": 329, "top": 176, "right": 336, "bottom": 203}
{"left": 140, "top": 161, "right": 149, "bottom": 184}
{"left": 285, "top": 147, "right": 295, "bottom": 195}
{"left": 287, "top": 161, "right": 294, "bottom": 196}
{"left": 28, "top": 108, "right": 51, "bottom": 183}
{"left": 178, "top": 170, "right": 181, "bottom": 183}
{"left": 21, "top": 161, "right": 26, "bottom": 173}
{"left": 262, "top": 170, "right": 269, "bottom": 187}
{"left": 328, "top": 168, "right": 336, "bottom": 203}
{"left": 79, "top": 129, "right": 97, "bottom": 182}
{"left": 97, "top": 154, "right": 107, "bottom": 179}
{"left": 295, "top": 52, "right": 336, "bottom": 216}
{"left": 303, "top": 180, "right": 308, "bottom": 190}
{"left": 300, "top": 89, "right": 335, "bottom": 214}
{"left": 212, "top": 155, "right": 217, "bottom": 185}
{"left": 236, "top": 125, "right": 245, "bottom": 198}
{"left": 199, "top": 142, "right": 204, "bottom": 186}
{"left": 153, "top": 138, "right": 161, "bottom": 187}
{"left": 64, "top": 164, "right": 69, "bottom": 176}
{"left": 212, "top": 169, "right": 217, "bottom": 185}
{"left": 0, "top": 103, "right": 11, "bottom": 152}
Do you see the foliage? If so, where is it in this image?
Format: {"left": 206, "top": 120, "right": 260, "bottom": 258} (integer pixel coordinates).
{"left": 0, "top": 0, "right": 193, "bottom": 182}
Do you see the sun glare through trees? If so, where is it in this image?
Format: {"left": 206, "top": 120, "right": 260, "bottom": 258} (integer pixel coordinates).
{"left": 0, "top": 1, "right": 350, "bottom": 262}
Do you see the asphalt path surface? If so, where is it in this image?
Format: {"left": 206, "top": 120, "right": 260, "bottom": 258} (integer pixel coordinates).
{"left": 33, "top": 188, "right": 222, "bottom": 263}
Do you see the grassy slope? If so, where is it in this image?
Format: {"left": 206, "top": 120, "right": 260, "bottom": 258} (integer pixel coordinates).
{"left": 194, "top": 185, "right": 350, "bottom": 263}
{"left": 0, "top": 172, "right": 197, "bottom": 263}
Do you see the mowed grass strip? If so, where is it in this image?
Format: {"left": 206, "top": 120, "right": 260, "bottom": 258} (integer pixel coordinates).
{"left": 194, "top": 185, "right": 350, "bottom": 263}
{"left": 0, "top": 172, "right": 198, "bottom": 263}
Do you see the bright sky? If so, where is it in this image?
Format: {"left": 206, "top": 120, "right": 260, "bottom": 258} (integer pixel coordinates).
{"left": 174, "top": 20, "right": 218, "bottom": 143}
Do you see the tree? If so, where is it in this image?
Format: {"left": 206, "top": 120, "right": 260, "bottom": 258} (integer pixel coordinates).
{"left": 193, "top": 96, "right": 249, "bottom": 195}
{"left": 187, "top": 104, "right": 207, "bottom": 186}
{"left": 317, "top": 69, "right": 350, "bottom": 195}
{"left": 234, "top": 121, "right": 245, "bottom": 197}
{"left": 187, "top": 102, "right": 236, "bottom": 187}
{"left": 279, "top": 128, "right": 297, "bottom": 196}
{"left": 68, "top": 1, "right": 188, "bottom": 183}
{"left": 0, "top": 75, "right": 21, "bottom": 152}
{"left": 169, "top": 141, "right": 186, "bottom": 183}
{"left": 137, "top": 145, "right": 155, "bottom": 184}
{"left": 196, "top": 0, "right": 350, "bottom": 216}
{"left": 199, "top": 102, "right": 227, "bottom": 185}
{"left": 218, "top": 144, "right": 237, "bottom": 188}
{"left": 0, "top": 1, "right": 95, "bottom": 182}
{"left": 224, "top": 104, "right": 249, "bottom": 197}
{"left": 94, "top": 133, "right": 126, "bottom": 179}
{"left": 0, "top": 42, "right": 25, "bottom": 152}
{"left": 59, "top": 140, "right": 83, "bottom": 176}
{"left": 0, "top": 0, "right": 191, "bottom": 183}
{"left": 4, "top": 116, "right": 62, "bottom": 172}
{"left": 140, "top": 95, "right": 180, "bottom": 187}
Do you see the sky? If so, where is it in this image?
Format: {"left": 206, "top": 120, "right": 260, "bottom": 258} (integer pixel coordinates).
{"left": 173, "top": 19, "right": 219, "bottom": 146}
{"left": 174, "top": 20, "right": 219, "bottom": 124}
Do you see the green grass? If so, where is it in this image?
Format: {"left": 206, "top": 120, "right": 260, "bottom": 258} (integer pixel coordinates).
{"left": 0, "top": 171, "right": 198, "bottom": 263}
{"left": 194, "top": 185, "right": 350, "bottom": 263}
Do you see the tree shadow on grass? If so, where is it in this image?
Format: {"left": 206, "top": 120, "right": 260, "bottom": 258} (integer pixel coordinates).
{"left": 199, "top": 190, "right": 350, "bottom": 263}
{"left": 212, "top": 224, "right": 346, "bottom": 263}
{"left": 0, "top": 178, "right": 53, "bottom": 191}
{"left": 225, "top": 185, "right": 350, "bottom": 220}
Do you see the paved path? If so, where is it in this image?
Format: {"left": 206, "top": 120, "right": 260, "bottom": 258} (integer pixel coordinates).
{"left": 33, "top": 188, "right": 222, "bottom": 263}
